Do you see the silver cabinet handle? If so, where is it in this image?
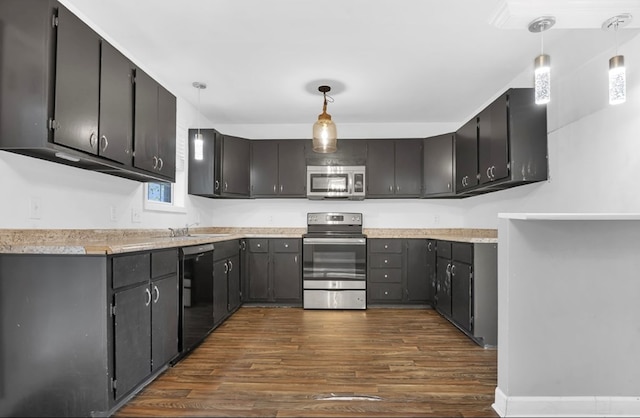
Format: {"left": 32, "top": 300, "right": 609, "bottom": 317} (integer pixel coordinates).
{"left": 280, "top": 185, "right": 283, "bottom": 192}
{"left": 152, "top": 156, "right": 158, "bottom": 169}
{"left": 89, "top": 132, "right": 97, "bottom": 149}
{"left": 427, "top": 242, "right": 432, "bottom": 251}
{"left": 224, "top": 182, "right": 228, "bottom": 191}
{"left": 388, "top": 185, "right": 393, "bottom": 192}
{"left": 215, "top": 180, "right": 220, "bottom": 190}
{"left": 158, "top": 157, "right": 164, "bottom": 170}
{"left": 284, "top": 243, "right": 289, "bottom": 248}
{"left": 100, "top": 135, "right": 109, "bottom": 152}
{"left": 294, "top": 255, "right": 298, "bottom": 264}
{"left": 384, "top": 244, "right": 388, "bottom": 249}
{"left": 446, "top": 263, "right": 451, "bottom": 276}
{"left": 145, "top": 288, "right": 152, "bottom": 306}
{"left": 451, "top": 265, "right": 456, "bottom": 276}
{"left": 153, "top": 285, "right": 160, "bottom": 303}
{"left": 384, "top": 259, "right": 388, "bottom": 264}
{"left": 241, "top": 241, "right": 246, "bottom": 251}
{"left": 224, "top": 261, "right": 229, "bottom": 274}
{"left": 447, "top": 182, "right": 451, "bottom": 190}
{"left": 486, "top": 167, "right": 491, "bottom": 179}
{"left": 273, "top": 184, "right": 277, "bottom": 193}
{"left": 228, "top": 260, "right": 233, "bottom": 271}
{"left": 257, "top": 243, "right": 261, "bottom": 248}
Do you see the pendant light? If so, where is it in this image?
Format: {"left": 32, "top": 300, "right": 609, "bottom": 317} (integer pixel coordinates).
{"left": 312, "top": 85, "right": 338, "bottom": 153}
{"left": 192, "top": 81, "right": 207, "bottom": 160}
{"left": 528, "top": 16, "right": 555, "bottom": 105}
{"left": 602, "top": 14, "right": 632, "bottom": 105}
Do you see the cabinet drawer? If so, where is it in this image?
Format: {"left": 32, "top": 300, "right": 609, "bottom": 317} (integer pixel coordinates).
{"left": 272, "top": 239, "right": 299, "bottom": 253}
{"left": 369, "top": 268, "right": 402, "bottom": 283}
{"left": 368, "top": 283, "right": 403, "bottom": 301}
{"left": 151, "top": 249, "right": 177, "bottom": 278}
{"left": 437, "top": 241, "right": 452, "bottom": 258}
{"left": 215, "top": 240, "right": 239, "bottom": 260}
{"left": 369, "top": 239, "right": 403, "bottom": 253}
{"left": 112, "top": 253, "right": 150, "bottom": 289}
{"left": 452, "top": 242, "right": 473, "bottom": 264}
{"left": 369, "top": 254, "right": 402, "bottom": 269}
{"left": 249, "top": 239, "right": 268, "bottom": 253}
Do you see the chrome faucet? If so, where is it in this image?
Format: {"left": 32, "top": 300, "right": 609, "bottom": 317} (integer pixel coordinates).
{"left": 185, "top": 222, "right": 199, "bottom": 236}
{"left": 168, "top": 222, "right": 199, "bottom": 237}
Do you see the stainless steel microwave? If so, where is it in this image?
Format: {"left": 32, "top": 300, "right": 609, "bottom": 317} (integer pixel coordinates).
{"left": 306, "top": 166, "right": 366, "bottom": 199}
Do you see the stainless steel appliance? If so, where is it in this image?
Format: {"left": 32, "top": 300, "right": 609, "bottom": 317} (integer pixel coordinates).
{"left": 306, "top": 166, "right": 366, "bottom": 200}
{"left": 303, "top": 212, "right": 367, "bottom": 309}
{"left": 178, "top": 243, "right": 214, "bottom": 358}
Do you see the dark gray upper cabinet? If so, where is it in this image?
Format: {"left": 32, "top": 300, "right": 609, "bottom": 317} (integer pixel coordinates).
{"left": 216, "top": 134, "right": 250, "bottom": 197}
{"left": 0, "top": 1, "right": 176, "bottom": 182}
{"left": 99, "top": 41, "right": 134, "bottom": 165}
{"left": 455, "top": 88, "right": 547, "bottom": 197}
{"left": 133, "top": 68, "right": 176, "bottom": 181}
{"left": 367, "top": 139, "right": 423, "bottom": 198}
{"left": 423, "top": 133, "right": 455, "bottom": 197}
{"left": 53, "top": 4, "right": 101, "bottom": 154}
{"left": 188, "top": 128, "right": 219, "bottom": 197}
{"left": 455, "top": 117, "right": 479, "bottom": 193}
{"left": 251, "top": 140, "right": 306, "bottom": 197}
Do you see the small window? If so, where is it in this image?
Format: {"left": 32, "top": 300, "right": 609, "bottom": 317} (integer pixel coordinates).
{"left": 147, "top": 182, "right": 173, "bottom": 204}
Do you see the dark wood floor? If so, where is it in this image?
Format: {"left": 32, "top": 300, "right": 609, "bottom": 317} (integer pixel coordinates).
{"left": 115, "top": 307, "right": 498, "bottom": 417}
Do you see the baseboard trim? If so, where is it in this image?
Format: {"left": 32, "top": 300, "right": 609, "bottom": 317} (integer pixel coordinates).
{"left": 492, "top": 387, "right": 640, "bottom": 417}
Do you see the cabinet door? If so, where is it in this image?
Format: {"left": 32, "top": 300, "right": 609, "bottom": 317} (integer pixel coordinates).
{"left": 272, "top": 252, "right": 301, "bottom": 302}
{"left": 53, "top": 5, "right": 100, "bottom": 154}
{"left": 455, "top": 117, "right": 479, "bottom": 192}
{"left": 157, "top": 84, "right": 176, "bottom": 180}
{"left": 133, "top": 68, "right": 159, "bottom": 173}
{"left": 406, "top": 239, "right": 428, "bottom": 303}
{"left": 251, "top": 141, "right": 278, "bottom": 196}
{"left": 436, "top": 257, "right": 452, "bottom": 318}
{"left": 394, "top": 140, "right": 423, "bottom": 197}
{"left": 277, "top": 141, "right": 306, "bottom": 196}
{"left": 188, "top": 128, "right": 217, "bottom": 196}
{"left": 426, "top": 240, "right": 437, "bottom": 305}
{"left": 213, "top": 259, "right": 229, "bottom": 324}
{"left": 227, "top": 254, "right": 241, "bottom": 312}
{"left": 221, "top": 135, "right": 250, "bottom": 196}
{"left": 366, "top": 140, "right": 395, "bottom": 196}
{"left": 151, "top": 275, "right": 179, "bottom": 372}
{"left": 478, "top": 93, "right": 509, "bottom": 185}
{"left": 451, "top": 260, "right": 473, "bottom": 333}
{"left": 113, "top": 283, "right": 151, "bottom": 400}
{"left": 423, "top": 134, "right": 454, "bottom": 196}
{"left": 248, "top": 252, "right": 269, "bottom": 301}
{"left": 99, "top": 41, "right": 133, "bottom": 165}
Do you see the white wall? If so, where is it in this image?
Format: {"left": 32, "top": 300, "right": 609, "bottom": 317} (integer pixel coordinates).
{"left": 2, "top": 32, "right": 639, "bottom": 230}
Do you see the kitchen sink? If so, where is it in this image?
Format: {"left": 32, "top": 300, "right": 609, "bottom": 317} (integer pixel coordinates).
{"left": 187, "top": 233, "right": 231, "bottom": 238}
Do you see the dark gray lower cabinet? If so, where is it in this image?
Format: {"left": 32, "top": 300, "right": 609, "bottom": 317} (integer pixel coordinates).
{"left": 213, "top": 240, "right": 241, "bottom": 324}
{"left": 112, "top": 249, "right": 179, "bottom": 400}
{"left": 434, "top": 240, "right": 497, "bottom": 347}
{"left": 425, "top": 239, "right": 437, "bottom": 305}
{"left": 367, "top": 239, "right": 429, "bottom": 305}
{"left": 244, "top": 238, "right": 301, "bottom": 304}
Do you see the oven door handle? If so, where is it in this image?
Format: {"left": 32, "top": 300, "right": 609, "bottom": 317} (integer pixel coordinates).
{"left": 303, "top": 238, "right": 366, "bottom": 245}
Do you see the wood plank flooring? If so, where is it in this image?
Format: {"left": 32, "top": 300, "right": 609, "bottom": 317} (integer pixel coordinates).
{"left": 115, "top": 307, "right": 498, "bottom": 417}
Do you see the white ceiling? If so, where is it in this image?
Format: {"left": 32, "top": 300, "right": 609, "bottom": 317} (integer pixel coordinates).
{"left": 62, "top": 0, "right": 640, "bottom": 128}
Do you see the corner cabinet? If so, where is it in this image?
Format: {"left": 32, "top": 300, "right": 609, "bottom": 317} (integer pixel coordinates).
{"left": 433, "top": 240, "right": 497, "bottom": 347}
{"left": 188, "top": 129, "right": 250, "bottom": 198}
{"left": 423, "top": 133, "right": 456, "bottom": 197}
{"left": 0, "top": 247, "right": 179, "bottom": 417}
{"left": 367, "top": 239, "right": 429, "bottom": 305}
{"left": 0, "top": 0, "right": 176, "bottom": 182}
{"left": 455, "top": 88, "right": 547, "bottom": 197}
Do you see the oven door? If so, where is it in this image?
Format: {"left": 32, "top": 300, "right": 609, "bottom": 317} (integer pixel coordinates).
{"left": 302, "top": 237, "right": 366, "bottom": 281}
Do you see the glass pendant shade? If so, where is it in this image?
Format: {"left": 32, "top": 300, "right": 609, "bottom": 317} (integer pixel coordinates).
{"left": 312, "top": 111, "right": 337, "bottom": 153}
{"left": 534, "top": 54, "right": 551, "bottom": 105}
{"left": 609, "top": 55, "right": 626, "bottom": 105}
{"left": 193, "top": 132, "right": 204, "bottom": 161}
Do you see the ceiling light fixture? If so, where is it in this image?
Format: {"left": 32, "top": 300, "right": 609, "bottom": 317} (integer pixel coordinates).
{"left": 192, "top": 81, "right": 207, "bottom": 161}
{"left": 528, "top": 16, "right": 555, "bottom": 105}
{"left": 602, "top": 13, "right": 632, "bottom": 105}
{"left": 312, "top": 85, "right": 337, "bottom": 153}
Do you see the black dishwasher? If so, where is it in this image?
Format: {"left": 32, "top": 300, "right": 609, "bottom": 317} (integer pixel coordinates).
{"left": 178, "top": 244, "right": 215, "bottom": 358}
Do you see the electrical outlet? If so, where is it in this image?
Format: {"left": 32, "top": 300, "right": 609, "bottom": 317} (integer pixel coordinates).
{"left": 131, "top": 207, "right": 141, "bottom": 223}
{"left": 433, "top": 214, "right": 440, "bottom": 224}
{"left": 109, "top": 206, "right": 117, "bottom": 222}
{"left": 29, "top": 197, "right": 42, "bottom": 220}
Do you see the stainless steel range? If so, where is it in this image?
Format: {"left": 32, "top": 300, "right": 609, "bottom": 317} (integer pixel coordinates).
{"left": 302, "top": 212, "right": 367, "bottom": 309}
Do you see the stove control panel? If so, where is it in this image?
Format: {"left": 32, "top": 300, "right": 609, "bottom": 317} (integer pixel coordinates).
{"left": 307, "top": 212, "right": 362, "bottom": 226}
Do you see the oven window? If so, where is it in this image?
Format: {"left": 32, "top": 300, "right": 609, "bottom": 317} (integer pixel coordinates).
{"left": 303, "top": 243, "right": 366, "bottom": 280}
{"left": 310, "top": 174, "right": 348, "bottom": 193}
